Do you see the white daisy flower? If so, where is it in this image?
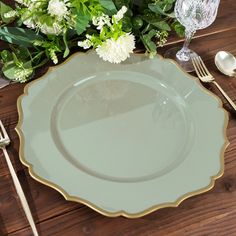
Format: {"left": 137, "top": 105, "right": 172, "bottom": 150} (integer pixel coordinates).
{"left": 96, "top": 33, "right": 135, "bottom": 63}
{"left": 47, "top": 0, "right": 69, "bottom": 20}
{"left": 113, "top": 6, "right": 127, "bottom": 23}
{"left": 92, "top": 13, "right": 111, "bottom": 30}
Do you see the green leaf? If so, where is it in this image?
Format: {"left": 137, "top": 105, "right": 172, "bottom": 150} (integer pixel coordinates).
{"left": 122, "top": 16, "right": 133, "bottom": 32}
{"left": 63, "top": 33, "right": 70, "bottom": 58}
{"left": 17, "top": 47, "right": 31, "bottom": 59}
{"left": 148, "top": 3, "right": 175, "bottom": 17}
{"left": 113, "top": 0, "right": 130, "bottom": 9}
{"left": 172, "top": 21, "right": 185, "bottom": 37}
{"left": 39, "top": 15, "right": 53, "bottom": 26}
{"left": 2, "top": 60, "right": 32, "bottom": 81}
{"left": 76, "top": 10, "right": 90, "bottom": 35}
{"left": 2, "top": 61, "right": 17, "bottom": 80}
{"left": 151, "top": 21, "right": 171, "bottom": 31}
{"left": 100, "top": 0, "right": 117, "bottom": 14}
{"left": 9, "top": 45, "right": 31, "bottom": 60}
{"left": 12, "top": 52, "right": 21, "bottom": 66}
{"left": 0, "top": 27, "right": 43, "bottom": 47}
{"left": 0, "top": 2, "right": 14, "bottom": 24}
{"left": 148, "top": 4, "right": 164, "bottom": 14}
{"left": 32, "top": 58, "right": 48, "bottom": 69}
{"left": 141, "top": 29, "right": 157, "bottom": 53}
{"left": 0, "top": 50, "right": 12, "bottom": 62}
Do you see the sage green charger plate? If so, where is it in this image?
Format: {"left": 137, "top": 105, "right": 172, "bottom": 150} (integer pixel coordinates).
{"left": 16, "top": 52, "right": 229, "bottom": 218}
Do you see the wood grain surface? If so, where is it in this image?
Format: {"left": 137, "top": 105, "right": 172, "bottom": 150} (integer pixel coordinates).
{"left": 0, "top": 0, "right": 236, "bottom": 235}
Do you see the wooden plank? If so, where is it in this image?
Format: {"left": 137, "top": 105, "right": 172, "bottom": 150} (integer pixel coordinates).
{"left": 166, "top": 0, "right": 236, "bottom": 45}
{"left": 8, "top": 170, "right": 236, "bottom": 236}
{"left": 0, "top": 27, "right": 236, "bottom": 235}
{"left": 0, "top": 170, "right": 81, "bottom": 235}
{"left": 0, "top": 0, "right": 236, "bottom": 235}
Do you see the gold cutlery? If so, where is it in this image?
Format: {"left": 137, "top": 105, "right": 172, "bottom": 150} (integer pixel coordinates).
{"left": 191, "top": 55, "right": 236, "bottom": 111}
{"left": 0, "top": 120, "right": 39, "bottom": 236}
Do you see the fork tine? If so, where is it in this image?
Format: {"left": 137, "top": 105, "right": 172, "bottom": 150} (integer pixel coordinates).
{"left": 198, "top": 56, "right": 212, "bottom": 76}
{"left": 192, "top": 57, "right": 205, "bottom": 78}
{"left": 195, "top": 57, "right": 208, "bottom": 77}
{"left": 0, "top": 120, "right": 9, "bottom": 140}
{"left": 191, "top": 58, "right": 202, "bottom": 78}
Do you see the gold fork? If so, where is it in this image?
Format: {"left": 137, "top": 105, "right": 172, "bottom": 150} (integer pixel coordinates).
{"left": 191, "top": 55, "right": 236, "bottom": 111}
{"left": 0, "top": 120, "right": 39, "bottom": 236}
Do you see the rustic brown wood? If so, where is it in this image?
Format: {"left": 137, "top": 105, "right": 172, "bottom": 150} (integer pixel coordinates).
{"left": 0, "top": 0, "right": 236, "bottom": 235}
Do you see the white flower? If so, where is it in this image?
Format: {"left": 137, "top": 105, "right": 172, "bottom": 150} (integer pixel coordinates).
{"left": 113, "top": 6, "right": 127, "bottom": 23}
{"left": 15, "top": 0, "right": 31, "bottom": 7}
{"left": 78, "top": 39, "right": 93, "bottom": 49}
{"left": 40, "top": 22, "right": 62, "bottom": 35}
{"left": 49, "top": 49, "right": 58, "bottom": 64}
{"left": 96, "top": 33, "right": 135, "bottom": 63}
{"left": 4, "top": 10, "right": 17, "bottom": 18}
{"left": 14, "top": 68, "right": 33, "bottom": 83}
{"left": 47, "top": 0, "right": 69, "bottom": 20}
{"left": 92, "top": 14, "right": 111, "bottom": 30}
{"left": 23, "top": 18, "right": 36, "bottom": 29}
{"left": 86, "top": 34, "right": 92, "bottom": 39}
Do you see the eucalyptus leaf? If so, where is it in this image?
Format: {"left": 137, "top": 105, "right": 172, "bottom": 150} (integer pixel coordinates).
{"left": 100, "top": 0, "right": 117, "bottom": 14}
{"left": 148, "top": 4, "right": 164, "bottom": 14}
{"left": 0, "top": 27, "right": 43, "bottom": 47}
{"left": 148, "top": 3, "right": 175, "bottom": 17}
{"left": 76, "top": 10, "right": 90, "bottom": 35}
{"left": 151, "top": 21, "right": 171, "bottom": 31}
{"left": 141, "top": 29, "right": 158, "bottom": 53}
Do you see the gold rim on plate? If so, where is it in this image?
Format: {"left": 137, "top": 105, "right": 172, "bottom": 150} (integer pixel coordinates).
{"left": 15, "top": 52, "right": 229, "bottom": 218}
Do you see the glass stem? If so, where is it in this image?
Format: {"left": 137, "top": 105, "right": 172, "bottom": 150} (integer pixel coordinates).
{"left": 176, "top": 29, "right": 195, "bottom": 61}
{"left": 183, "top": 30, "right": 195, "bottom": 50}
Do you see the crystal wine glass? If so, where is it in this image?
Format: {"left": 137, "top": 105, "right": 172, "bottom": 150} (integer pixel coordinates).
{"left": 165, "top": 0, "right": 221, "bottom": 72}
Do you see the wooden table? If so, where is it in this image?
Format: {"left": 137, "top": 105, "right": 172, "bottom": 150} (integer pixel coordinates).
{"left": 0, "top": 0, "right": 236, "bottom": 235}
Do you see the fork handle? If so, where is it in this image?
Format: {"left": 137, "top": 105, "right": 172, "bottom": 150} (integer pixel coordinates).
{"left": 212, "top": 81, "right": 236, "bottom": 111}
{"left": 2, "top": 147, "right": 39, "bottom": 236}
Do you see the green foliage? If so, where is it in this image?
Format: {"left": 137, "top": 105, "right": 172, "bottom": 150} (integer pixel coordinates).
{"left": 99, "top": 0, "right": 117, "bottom": 14}
{"left": 1, "top": 47, "right": 34, "bottom": 82}
{"left": 172, "top": 20, "right": 185, "bottom": 37}
{"left": 33, "top": 36, "right": 62, "bottom": 64}
{"left": 0, "top": 1, "right": 15, "bottom": 24}
{"left": 125, "top": 0, "right": 184, "bottom": 55}
{"left": 63, "top": 33, "right": 70, "bottom": 58}
{"left": 141, "top": 29, "right": 158, "bottom": 57}
{"left": 0, "top": 0, "right": 184, "bottom": 82}
{"left": 75, "top": 10, "right": 90, "bottom": 35}
{"left": 0, "top": 27, "right": 43, "bottom": 47}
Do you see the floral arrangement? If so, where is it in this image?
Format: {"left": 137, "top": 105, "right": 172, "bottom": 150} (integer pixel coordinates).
{"left": 0, "top": 0, "right": 184, "bottom": 83}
